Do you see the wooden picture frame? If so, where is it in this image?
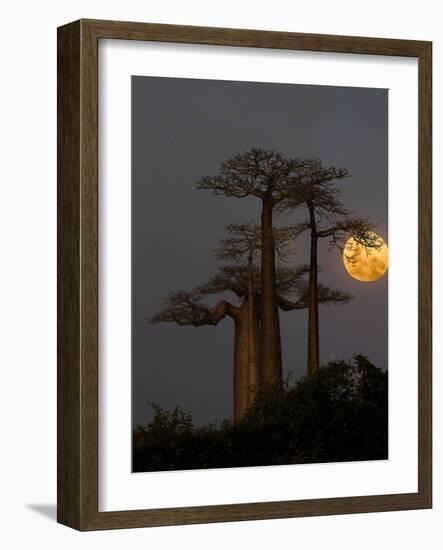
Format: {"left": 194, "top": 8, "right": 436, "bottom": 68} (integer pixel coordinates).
{"left": 57, "top": 18, "right": 432, "bottom": 530}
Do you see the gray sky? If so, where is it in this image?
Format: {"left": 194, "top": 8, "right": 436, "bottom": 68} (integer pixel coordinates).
{"left": 132, "top": 76, "right": 388, "bottom": 427}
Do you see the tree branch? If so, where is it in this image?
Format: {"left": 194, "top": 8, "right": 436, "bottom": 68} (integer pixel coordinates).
{"left": 149, "top": 290, "right": 223, "bottom": 327}
{"left": 278, "top": 283, "right": 353, "bottom": 311}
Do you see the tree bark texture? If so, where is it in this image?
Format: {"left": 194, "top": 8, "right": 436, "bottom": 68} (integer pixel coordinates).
{"left": 247, "top": 254, "right": 260, "bottom": 406}
{"left": 307, "top": 203, "right": 320, "bottom": 373}
{"left": 259, "top": 199, "right": 283, "bottom": 386}
{"left": 232, "top": 302, "right": 250, "bottom": 422}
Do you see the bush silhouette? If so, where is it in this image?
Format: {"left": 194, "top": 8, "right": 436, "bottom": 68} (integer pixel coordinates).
{"left": 133, "top": 355, "right": 387, "bottom": 472}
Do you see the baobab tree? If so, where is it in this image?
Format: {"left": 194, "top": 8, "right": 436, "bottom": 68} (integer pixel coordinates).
{"left": 215, "top": 222, "right": 297, "bottom": 394}
{"left": 149, "top": 265, "right": 276, "bottom": 421}
{"left": 151, "top": 223, "right": 299, "bottom": 421}
{"left": 199, "top": 264, "right": 260, "bottom": 419}
{"left": 196, "top": 149, "right": 308, "bottom": 386}
{"left": 150, "top": 279, "right": 255, "bottom": 422}
{"left": 150, "top": 223, "right": 352, "bottom": 421}
{"left": 215, "top": 223, "right": 262, "bottom": 398}
{"left": 279, "top": 159, "right": 380, "bottom": 374}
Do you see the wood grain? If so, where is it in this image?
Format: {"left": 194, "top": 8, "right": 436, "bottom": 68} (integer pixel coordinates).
{"left": 57, "top": 20, "right": 81, "bottom": 528}
{"left": 84, "top": 18, "right": 428, "bottom": 56}
{"left": 418, "top": 42, "right": 432, "bottom": 505}
{"left": 57, "top": 19, "right": 432, "bottom": 531}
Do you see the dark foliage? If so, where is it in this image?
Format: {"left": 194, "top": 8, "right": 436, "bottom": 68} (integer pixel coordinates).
{"left": 133, "top": 355, "right": 387, "bottom": 472}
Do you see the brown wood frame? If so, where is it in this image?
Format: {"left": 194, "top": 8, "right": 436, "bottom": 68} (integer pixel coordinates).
{"left": 57, "top": 18, "right": 432, "bottom": 531}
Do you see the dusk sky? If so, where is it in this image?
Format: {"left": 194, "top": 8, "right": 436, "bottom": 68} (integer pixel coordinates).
{"left": 132, "top": 76, "right": 388, "bottom": 427}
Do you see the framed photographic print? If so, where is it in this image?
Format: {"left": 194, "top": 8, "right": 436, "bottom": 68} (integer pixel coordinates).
{"left": 57, "top": 19, "right": 432, "bottom": 530}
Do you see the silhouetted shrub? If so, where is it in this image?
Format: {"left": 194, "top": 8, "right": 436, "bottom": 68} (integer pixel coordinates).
{"left": 133, "top": 355, "right": 387, "bottom": 472}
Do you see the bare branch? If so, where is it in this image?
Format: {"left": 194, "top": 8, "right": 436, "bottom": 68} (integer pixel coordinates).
{"left": 215, "top": 222, "right": 262, "bottom": 262}
{"left": 342, "top": 231, "right": 386, "bottom": 265}
{"left": 316, "top": 218, "right": 382, "bottom": 259}
{"left": 275, "top": 264, "right": 310, "bottom": 296}
{"left": 317, "top": 284, "right": 354, "bottom": 305}
{"left": 196, "top": 148, "right": 310, "bottom": 205}
{"left": 276, "top": 159, "right": 350, "bottom": 214}
{"left": 197, "top": 265, "right": 257, "bottom": 298}
{"left": 278, "top": 283, "right": 353, "bottom": 311}
{"left": 215, "top": 222, "right": 298, "bottom": 264}
{"left": 149, "top": 289, "right": 238, "bottom": 327}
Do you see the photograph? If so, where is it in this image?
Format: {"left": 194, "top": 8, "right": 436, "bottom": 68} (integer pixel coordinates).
{"left": 131, "top": 75, "right": 389, "bottom": 473}
{"left": 1, "top": 0, "right": 435, "bottom": 540}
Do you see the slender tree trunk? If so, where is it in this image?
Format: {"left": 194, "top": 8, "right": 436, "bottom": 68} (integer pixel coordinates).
{"left": 246, "top": 254, "right": 260, "bottom": 406}
{"left": 307, "top": 202, "right": 320, "bottom": 373}
{"left": 260, "top": 198, "right": 283, "bottom": 386}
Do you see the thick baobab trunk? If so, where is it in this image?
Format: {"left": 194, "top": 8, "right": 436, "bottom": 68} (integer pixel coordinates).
{"left": 232, "top": 302, "right": 250, "bottom": 422}
{"left": 216, "top": 300, "right": 256, "bottom": 422}
{"left": 246, "top": 256, "right": 260, "bottom": 406}
{"left": 260, "top": 199, "right": 283, "bottom": 386}
{"left": 307, "top": 203, "right": 320, "bottom": 373}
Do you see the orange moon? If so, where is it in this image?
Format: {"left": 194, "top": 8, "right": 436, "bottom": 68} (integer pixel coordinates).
{"left": 342, "top": 233, "right": 388, "bottom": 282}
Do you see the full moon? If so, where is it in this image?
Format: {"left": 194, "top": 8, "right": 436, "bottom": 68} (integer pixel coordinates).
{"left": 342, "top": 233, "right": 388, "bottom": 282}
